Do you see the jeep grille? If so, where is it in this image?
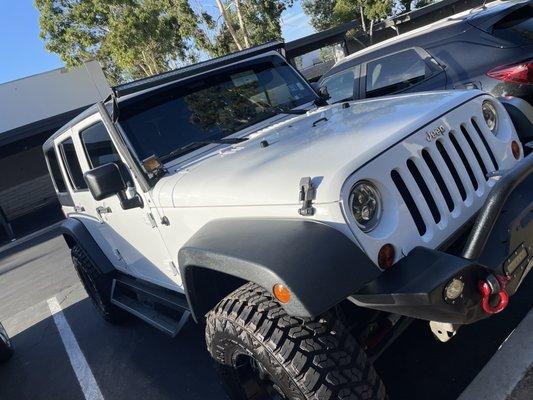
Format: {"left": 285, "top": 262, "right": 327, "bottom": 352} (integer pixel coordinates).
{"left": 391, "top": 118, "right": 500, "bottom": 237}
{"left": 341, "top": 95, "right": 520, "bottom": 265}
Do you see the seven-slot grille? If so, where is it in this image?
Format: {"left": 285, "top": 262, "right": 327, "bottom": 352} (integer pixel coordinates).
{"left": 392, "top": 117, "right": 499, "bottom": 237}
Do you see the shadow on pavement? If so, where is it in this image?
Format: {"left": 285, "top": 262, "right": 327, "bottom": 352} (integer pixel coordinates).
{"left": 0, "top": 297, "right": 227, "bottom": 400}
{"left": 376, "top": 272, "right": 533, "bottom": 400}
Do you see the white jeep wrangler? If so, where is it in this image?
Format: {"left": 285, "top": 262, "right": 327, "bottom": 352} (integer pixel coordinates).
{"left": 44, "top": 42, "right": 532, "bottom": 400}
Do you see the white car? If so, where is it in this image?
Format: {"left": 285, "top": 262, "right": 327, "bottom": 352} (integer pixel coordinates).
{"left": 43, "top": 42, "right": 532, "bottom": 400}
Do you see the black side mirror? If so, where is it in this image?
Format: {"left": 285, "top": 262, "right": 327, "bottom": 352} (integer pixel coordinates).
{"left": 84, "top": 163, "right": 142, "bottom": 209}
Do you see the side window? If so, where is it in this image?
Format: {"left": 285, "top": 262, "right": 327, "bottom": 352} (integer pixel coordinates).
{"left": 80, "top": 122, "right": 121, "bottom": 168}
{"left": 321, "top": 67, "right": 358, "bottom": 103}
{"left": 59, "top": 137, "right": 87, "bottom": 191}
{"left": 45, "top": 148, "right": 67, "bottom": 193}
{"left": 365, "top": 49, "right": 430, "bottom": 98}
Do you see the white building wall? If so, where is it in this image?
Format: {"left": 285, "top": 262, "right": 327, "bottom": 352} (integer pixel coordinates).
{"left": 0, "top": 60, "right": 111, "bottom": 134}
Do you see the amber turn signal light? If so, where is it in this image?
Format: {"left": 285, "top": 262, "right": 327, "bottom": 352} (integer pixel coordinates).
{"left": 378, "top": 244, "right": 395, "bottom": 269}
{"left": 511, "top": 141, "right": 521, "bottom": 160}
{"left": 273, "top": 283, "right": 291, "bottom": 303}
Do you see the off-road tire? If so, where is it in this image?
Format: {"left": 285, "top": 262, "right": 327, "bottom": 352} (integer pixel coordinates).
{"left": 206, "top": 282, "right": 387, "bottom": 400}
{"left": 0, "top": 322, "right": 13, "bottom": 362}
{"left": 71, "top": 245, "right": 129, "bottom": 324}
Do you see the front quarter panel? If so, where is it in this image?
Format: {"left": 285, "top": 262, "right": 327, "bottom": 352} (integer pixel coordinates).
{"left": 178, "top": 218, "right": 381, "bottom": 320}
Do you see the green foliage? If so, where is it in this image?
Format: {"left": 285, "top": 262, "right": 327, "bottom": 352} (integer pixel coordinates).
{"left": 209, "top": 1, "right": 294, "bottom": 57}
{"left": 303, "top": 0, "right": 433, "bottom": 32}
{"left": 35, "top": 0, "right": 295, "bottom": 84}
{"left": 301, "top": 0, "right": 337, "bottom": 32}
{"left": 35, "top": 0, "right": 203, "bottom": 84}
{"left": 302, "top": 0, "right": 393, "bottom": 31}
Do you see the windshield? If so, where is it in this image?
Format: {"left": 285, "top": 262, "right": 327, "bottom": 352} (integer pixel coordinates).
{"left": 118, "top": 57, "right": 316, "bottom": 162}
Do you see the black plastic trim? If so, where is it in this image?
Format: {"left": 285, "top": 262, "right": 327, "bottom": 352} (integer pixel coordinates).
{"left": 59, "top": 217, "right": 115, "bottom": 275}
{"left": 462, "top": 152, "right": 533, "bottom": 260}
{"left": 178, "top": 219, "right": 381, "bottom": 320}
{"left": 499, "top": 96, "right": 533, "bottom": 148}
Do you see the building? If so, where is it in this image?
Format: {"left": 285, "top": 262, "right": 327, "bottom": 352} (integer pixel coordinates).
{"left": 0, "top": 61, "right": 111, "bottom": 243}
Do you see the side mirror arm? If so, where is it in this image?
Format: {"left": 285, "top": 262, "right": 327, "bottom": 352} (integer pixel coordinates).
{"left": 117, "top": 188, "right": 143, "bottom": 210}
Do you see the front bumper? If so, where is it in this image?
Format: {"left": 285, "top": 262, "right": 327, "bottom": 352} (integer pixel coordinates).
{"left": 350, "top": 153, "right": 533, "bottom": 325}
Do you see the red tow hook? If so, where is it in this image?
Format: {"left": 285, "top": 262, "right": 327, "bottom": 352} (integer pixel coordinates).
{"left": 478, "top": 275, "right": 510, "bottom": 315}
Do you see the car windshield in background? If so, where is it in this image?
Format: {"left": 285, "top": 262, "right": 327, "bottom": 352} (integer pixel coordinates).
{"left": 366, "top": 49, "right": 430, "bottom": 97}
{"left": 118, "top": 58, "right": 316, "bottom": 162}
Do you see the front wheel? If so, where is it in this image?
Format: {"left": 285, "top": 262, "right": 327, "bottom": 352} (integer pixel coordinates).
{"left": 0, "top": 322, "right": 13, "bottom": 362}
{"left": 205, "top": 282, "right": 387, "bottom": 400}
{"left": 71, "top": 245, "right": 129, "bottom": 324}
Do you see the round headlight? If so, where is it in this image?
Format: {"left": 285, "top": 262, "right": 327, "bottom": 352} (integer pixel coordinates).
{"left": 482, "top": 100, "right": 498, "bottom": 133}
{"left": 349, "top": 181, "right": 382, "bottom": 232}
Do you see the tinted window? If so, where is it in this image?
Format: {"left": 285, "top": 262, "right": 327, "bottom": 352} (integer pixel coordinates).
{"left": 59, "top": 137, "right": 87, "bottom": 190}
{"left": 119, "top": 58, "right": 316, "bottom": 162}
{"left": 321, "top": 67, "right": 357, "bottom": 103}
{"left": 45, "top": 148, "right": 67, "bottom": 192}
{"left": 365, "top": 49, "right": 430, "bottom": 98}
{"left": 81, "top": 122, "right": 120, "bottom": 168}
{"left": 492, "top": 6, "right": 533, "bottom": 45}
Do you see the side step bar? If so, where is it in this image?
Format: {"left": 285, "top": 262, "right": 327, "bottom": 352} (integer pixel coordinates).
{"left": 110, "top": 276, "right": 190, "bottom": 337}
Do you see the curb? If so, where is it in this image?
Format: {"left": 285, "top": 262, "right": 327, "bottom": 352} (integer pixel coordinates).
{"left": 0, "top": 222, "right": 62, "bottom": 255}
{"left": 457, "top": 307, "right": 533, "bottom": 400}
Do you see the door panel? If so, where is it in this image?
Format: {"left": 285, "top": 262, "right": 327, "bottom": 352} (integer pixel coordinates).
{"left": 71, "top": 113, "right": 181, "bottom": 291}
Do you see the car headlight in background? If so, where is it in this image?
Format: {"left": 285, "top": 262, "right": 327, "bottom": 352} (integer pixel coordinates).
{"left": 349, "top": 181, "right": 382, "bottom": 232}
{"left": 482, "top": 100, "right": 498, "bottom": 133}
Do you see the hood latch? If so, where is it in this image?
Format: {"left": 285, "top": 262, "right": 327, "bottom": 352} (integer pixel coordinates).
{"left": 298, "top": 177, "right": 316, "bottom": 216}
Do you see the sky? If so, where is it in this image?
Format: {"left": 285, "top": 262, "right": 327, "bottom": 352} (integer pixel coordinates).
{"left": 0, "top": 1, "right": 314, "bottom": 85}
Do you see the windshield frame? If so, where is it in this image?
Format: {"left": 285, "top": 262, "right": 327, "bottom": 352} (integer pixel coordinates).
{"left": 116, "top": 54, "right": 318, "bottom": 169}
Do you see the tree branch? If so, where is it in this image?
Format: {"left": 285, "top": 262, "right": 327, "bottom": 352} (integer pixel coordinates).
{"left": 215, "top": 0, "right": 243, "bottom": 50}
{"left": 234, "top": 0, "right": 250, "bottom": 48}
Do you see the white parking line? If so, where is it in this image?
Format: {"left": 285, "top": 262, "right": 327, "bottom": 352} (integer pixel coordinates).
{"left": 47, "top": 296, "right": 104, "bottom": 400}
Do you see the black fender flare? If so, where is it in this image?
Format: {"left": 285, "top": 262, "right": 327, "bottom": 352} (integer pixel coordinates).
{"left": 499, "top": 96, "right": 533, "bottom": 146}
{"left": 178, "top": 218, "right": 381, "bottom": 320}
{"left": 59, "top": 217, "right": 115, "bottom": 275}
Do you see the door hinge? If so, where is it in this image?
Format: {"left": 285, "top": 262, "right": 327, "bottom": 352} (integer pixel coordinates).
{"left": 298, "top": 177, "right": 316, "bottom": 216}
{"left": 146, "top": 213, "right": 157, "bottom": 228}
{"left": 167, "top": 260, "right": 179, "bottom": 276}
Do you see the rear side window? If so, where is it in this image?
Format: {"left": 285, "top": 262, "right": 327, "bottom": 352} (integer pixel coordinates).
{"left": 59, "top": 137, "right": 87, "bottom": 190}
{"left": 80, "top": 122, "right": 121, "bottom": 168}
{"left": 365, "top": 49, "right": 430, "bottom": 98}
{"left": 492, "top": 5, "right": 533, "bottom": 45}
{"left": 321, "top": 67, "right": 358, "bottom": 103}
{"left": 45, "top": 148, "right": 67, "bottom": 193}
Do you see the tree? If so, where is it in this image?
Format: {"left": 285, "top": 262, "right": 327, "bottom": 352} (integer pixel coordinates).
{"left": 303, "top": 0, "right": 393, "bottom": 32}
{"left": 36, "top": 0, "right": 201, "bottom": 84}
{"left": 398, "top": 0, "right": 434, "bottom": 13}
{"left": 304, "top": 0, "right": 426, "bottom": 33}
{"left": 301, "top": 0, "right": 337, "bottom": 31}
{"left": 36, "top": 0, "right": 295, "bottom": 83}
{"left": 207, "top": 0, "right": 294, "bottom": 56}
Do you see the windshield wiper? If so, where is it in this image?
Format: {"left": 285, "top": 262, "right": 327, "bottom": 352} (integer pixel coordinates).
{"left": 275, "top": 106, "right": 307, "bottom": 115}
{"left": 159, "top": 137, "right": 248, "bottom": 162}
{"left": 257, "top": 101, "right": 307, "bottom": 115}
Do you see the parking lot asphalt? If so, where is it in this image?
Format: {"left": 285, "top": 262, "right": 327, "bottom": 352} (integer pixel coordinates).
{"left": 0, "top": 231, "right": 531, "bottom": 400}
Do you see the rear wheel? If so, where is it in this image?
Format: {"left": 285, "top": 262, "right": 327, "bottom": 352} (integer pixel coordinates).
{"left": 71, "top": 245, "right": 129, "bottom": 324}
{"left": 0, "top": 322, "right": 13, "bottom": 362}
{"left": 206, "top": 282, "right": 387, "bottom": 400}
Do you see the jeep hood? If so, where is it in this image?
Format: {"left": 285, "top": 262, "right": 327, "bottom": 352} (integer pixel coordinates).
{"left": 153, "top": 91, "right": 480, "bottom": 208}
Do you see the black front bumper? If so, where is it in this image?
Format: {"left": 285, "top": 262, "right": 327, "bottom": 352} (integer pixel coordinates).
{"left": 350, "top": 153, "right": 533, "bottom": 325}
